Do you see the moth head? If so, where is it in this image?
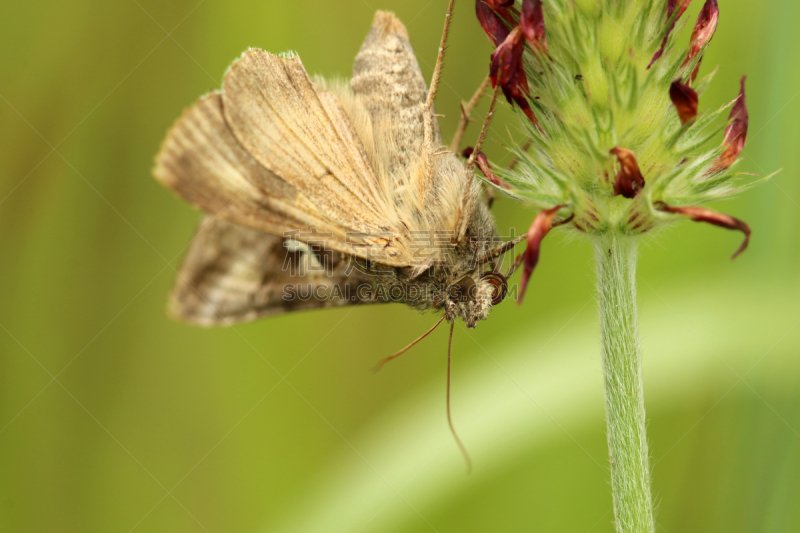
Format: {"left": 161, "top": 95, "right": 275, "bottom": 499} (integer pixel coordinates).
{"left": 445, "top": 271, "right": 508, "bottom": 328}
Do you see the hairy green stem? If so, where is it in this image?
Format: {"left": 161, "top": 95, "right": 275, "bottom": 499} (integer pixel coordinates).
{"left": 594, "top": 234, "right": 655, "bottom": 533}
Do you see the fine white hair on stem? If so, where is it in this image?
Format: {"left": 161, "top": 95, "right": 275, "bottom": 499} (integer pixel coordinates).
{"left": 594, "top": 233, "right": 655, "bottom": 533}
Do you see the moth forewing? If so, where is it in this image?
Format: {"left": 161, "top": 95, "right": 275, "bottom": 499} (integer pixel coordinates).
{"left": 222, "top": 51, "right": 387, "bottom": 219}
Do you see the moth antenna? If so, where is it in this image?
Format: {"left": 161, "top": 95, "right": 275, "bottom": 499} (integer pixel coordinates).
{"left": 499, "top": 211, "right": 573, "bottom": 278}
{"left": 467, "top": 85, "right": 500, "bottom": 172}
{"left": 476, "top": 233, "right": 526, "bottom": 265}
{"left": 476, "top": 209, "right": 572, "bottom": 268}
{"left": 373, "top": 315, "right": 446, "bottom": 372}
{"left": 447, "top": 321, "right": 473, "bottom": 473}
{"left": 450, "top": 75, "right": 491, "bottom": 152}
{"left": 420, "top": 0, "right": 456, "bottom": 197}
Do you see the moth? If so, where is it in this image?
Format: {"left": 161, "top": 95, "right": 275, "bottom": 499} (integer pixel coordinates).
{"left": 154, "top": 4, "right": 521, "bottom": 470}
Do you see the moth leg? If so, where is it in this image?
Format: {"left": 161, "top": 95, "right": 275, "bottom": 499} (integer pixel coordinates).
{"left": 490, "top": 248, "right": 510, "bottom": 275}
{"left": 482, "top": 137, "right": 533, "bottom": 208}
{"left": 424, "top": 0, "right": 456, "bottom": 120}
{"left": 466, "top": 85, "right": 500, "bottom": 171}
{"left": 486, "top": 254, "right": 497, "bottom": 274}
{"left": 449, "top": 76, "right": 491, "bottom": 152}
{"left": 466, "top": 84, "right": 501, "bottom": 211}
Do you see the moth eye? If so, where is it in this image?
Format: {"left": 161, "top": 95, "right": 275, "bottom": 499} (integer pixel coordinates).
{"left": 448, "top": 276, "right": 476, "bottom": 302}
{"left": 481, "top": 272, "right": 508, "bottom": 306}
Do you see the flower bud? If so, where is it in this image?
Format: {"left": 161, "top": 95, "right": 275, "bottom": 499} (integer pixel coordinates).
{"left": 669, "top": 81, "right": 699, "bottom": 125}
{"left": 609, "top": 148, "right": 646, "bottom": 199}
{"left": 520, "top": 0, "right": 547, "bottom": 52}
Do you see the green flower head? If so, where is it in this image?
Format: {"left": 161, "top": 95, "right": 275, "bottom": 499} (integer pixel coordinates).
{"left": 473, "top": 0, "right": 774, "bottom": 301}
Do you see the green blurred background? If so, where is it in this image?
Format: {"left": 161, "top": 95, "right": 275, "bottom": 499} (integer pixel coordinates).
{"left": 1, "top": 0, "right": 799, "bottom": 531}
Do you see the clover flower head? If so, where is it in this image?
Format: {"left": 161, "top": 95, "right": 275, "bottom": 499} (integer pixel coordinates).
{"left": 473, "top": 0, "right": 774, "bottom": 302}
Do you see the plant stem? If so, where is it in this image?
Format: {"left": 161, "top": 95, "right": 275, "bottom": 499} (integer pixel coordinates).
{"left": 593, "top": 233, "right": 655, "bottom": 533}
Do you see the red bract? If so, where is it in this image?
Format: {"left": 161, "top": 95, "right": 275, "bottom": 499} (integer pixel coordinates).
{"left": 518, "top": 205, "right": 565, "bottom": 304}
{"left": 682, "top": 0, "right": 718, "bottom": 74}
{"left": 609, "top": 147, "right": 646, "bottom": 199}
{"left": 520, "top": 0, "right": 547, "bottom": 52}
{"left": 476, "top": 0, "right": 511, "bottom": 46}
{"left": 669, "top": 81, "right": 699, "bottom": 125}
{"left": 656, "top": 202, "right": 751, "bottom": 259}
{"left": 649, "top": 0, "right": 692, "bottom": 68}
{"left": 715, "top": 76, "right": 749, "bottom": 171}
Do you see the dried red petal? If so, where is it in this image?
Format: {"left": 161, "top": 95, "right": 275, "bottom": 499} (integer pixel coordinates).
{"left": 656, "top": 202, "right": 751, "bottom": 259}
{"left": 501, "top": 77, "right": 540, "bottom": 127}
{"left": 649, "top": 0, "right": 693, "bottom": 68}
{"left": 712, "top": 76, "right": 749, "bottom": 171}
{"left": 516, "top": 97, "right": 540, "bottom": 127}
{"left": 484, "top": 0, "right": 515, "bottom": 8}
{"left": 490, "top": 26, "right": 526, "bottom": 89}
{"left": 669, "top": 81, "right": 699, "bottom": 125}
{"left": 682, "top": 0, "right": 719, "bottom": 72}
{"left": 463, "top": 147, "right": 511, "bottom": 188}
{"left": 518, "top": 205, "right": 565, "bottom": 304}
{"left": 489, "top": 27, "right": 539, "bottom": 126}
{"left": 609, "top": 147, "right": 646, "bottom": 199}
{"left": 476, "top": 0, "right": 512, "bottom": 46}
{"left": 520, "top": 0, "right": 547, "bottom": 52}
{"left": 472, "top": 151, "right": 512, "bottom": 190}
